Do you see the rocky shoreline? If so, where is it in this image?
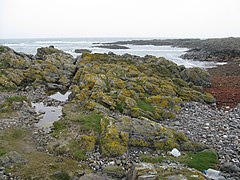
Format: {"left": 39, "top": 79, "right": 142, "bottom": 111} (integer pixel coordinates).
{"left": 0, "top": 44, "right": 240, "bottom": 179}
{"left": 111, "top": 37, "right": 240, "bottom": 62}
{"left": 110, "top": 37, "right": 240, "bottom": 108}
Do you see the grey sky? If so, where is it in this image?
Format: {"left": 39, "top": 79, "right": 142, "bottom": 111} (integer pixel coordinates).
{"left": 0, "top": 0, "right": 240, "bottom": 39}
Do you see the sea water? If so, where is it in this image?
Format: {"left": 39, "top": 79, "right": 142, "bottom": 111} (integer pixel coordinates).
{"left": 0, "top": 37, "right": 225, "bottom": 68}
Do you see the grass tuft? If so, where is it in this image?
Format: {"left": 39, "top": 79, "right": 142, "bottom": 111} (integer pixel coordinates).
{"left": 73, "top": 149, "right": 87, "bottom": 161}
{"left": 0, "top": 147, "right": 6, "bottom": 156}
{"left": 137, "top": 99, "right": 155, "bottom": 113}
{"left": 179, "top": 150, "right": 219, "bottom": 171}
{"left": 67, "top": 112, "right": 103, "bottom": 133}
{"left": 51, "top": 121, "right": 66, "bottom": 138}
{"left": 6, "top": 96, "right": 28, "bottom": 103}
{"left": 140, "top": 150, "right": 219, "bottom": 172}
{"left": 140, "top": 154, "right": 163, "bottom": 163}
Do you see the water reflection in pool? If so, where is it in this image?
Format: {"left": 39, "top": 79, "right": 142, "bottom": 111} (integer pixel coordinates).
{"left": 32, "top": 91, "right": 71, "bottom": 130}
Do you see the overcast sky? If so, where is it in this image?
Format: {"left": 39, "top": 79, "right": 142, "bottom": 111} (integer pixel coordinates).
{"left": 0, "top": 0, "right": 240, "bottom": 39}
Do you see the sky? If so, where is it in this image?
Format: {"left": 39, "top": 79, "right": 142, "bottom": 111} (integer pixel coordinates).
{"left": 0, "top": 0, "right": 240, "bottom": 39}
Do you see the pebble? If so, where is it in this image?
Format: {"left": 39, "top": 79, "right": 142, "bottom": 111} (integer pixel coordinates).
{"left": 162, "top": 102, "right": 240, "bottom": 179}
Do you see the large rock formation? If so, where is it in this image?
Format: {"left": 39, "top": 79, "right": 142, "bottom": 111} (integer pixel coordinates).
{"left": 48, "top": 52, "right": 214, "bottom": 159}
{"left": 0, "top": 46, "right": 76, "bottom": 90}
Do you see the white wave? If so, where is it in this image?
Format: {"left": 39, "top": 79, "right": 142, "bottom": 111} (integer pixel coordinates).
{"left": 34, "top": 41, "right": 92, "bottom": 44}
{"left": 3, "top": 43, "right": 25, "bottom": 46}
{"left": 216, "top": 62, "right": 228, "bottom": 65}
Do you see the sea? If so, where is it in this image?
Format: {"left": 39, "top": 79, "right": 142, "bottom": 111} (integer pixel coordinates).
{"left": 0, "top": 37, "right": 225, "bottom": 68}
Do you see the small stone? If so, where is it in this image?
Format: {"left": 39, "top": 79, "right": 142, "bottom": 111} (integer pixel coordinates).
{"left": 121, "top": 160, "right": 126, "bottom": 164}
{"left": 94, "top": 165, "right": 100, "bottom": 170}
{"left": 116, "top": 160, "right": 121, "bottom": 165}
{"left": 223, "top": 135, "right": 228, "bottom": 138}
{"left": 108, "top": 161, "right": 115, "bottom": 166}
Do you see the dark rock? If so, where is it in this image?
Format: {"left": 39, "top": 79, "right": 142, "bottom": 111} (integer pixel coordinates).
{"left": 74, "top": 49, "right": 92, "bottom": 53}
{"left": 46, "top": 83, "right": 65, "bottom": 90}
{"left": 79, "top": 173, "right": 111, "bottom": 180}
{"left": 102, "top": 166, "right": 125, "bottom": 178}
{"left": 0, "top": 151, "right": 27, "bottom": 167}
{"left": 220, "top": 163, "right": 240, "bottom": 173}
{"left": 108, "top": 51, "right": 115, "bottom": 55}
{"left": 111, "top": 37, "right": 240, "bottom": 62}
{"left": 52, "top": 171, "right": 70, "bottom": 180}
{"left": 93, "top": 44, "right": 130, "bottom": 49}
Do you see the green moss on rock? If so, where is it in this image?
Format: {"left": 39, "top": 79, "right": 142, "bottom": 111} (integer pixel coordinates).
{"left": 100, "top": 124, "right": 129, "bottom": 157}
{"left": 78, "top": 135, "right": 96, "bottom": 152}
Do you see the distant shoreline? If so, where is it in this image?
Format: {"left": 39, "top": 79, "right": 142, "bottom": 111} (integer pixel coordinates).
{"left": 110, "top": 37, "right": 240, "bottom": 62}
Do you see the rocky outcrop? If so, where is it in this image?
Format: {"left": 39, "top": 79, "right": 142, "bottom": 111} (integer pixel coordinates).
{"left": 180, "top": 38, "right": 240, "bottom": 62}
{"left": 93, "top": 44, "right": 130, "bottom": 49}
{"left": 0, "top": 45, "right": 76, "bottom": 90}
{"left": 33, "top": 46, "right": 76, "bottom": 89}
{"left": 47, "top": 52, "right": 214, "bottom": 160}
{"left": 180, "top": 67, "right": 211, "bottom": 87}
{"left": 127, "top": 163, "right": 157, "bottom": 180}
{"left": 74, "top": 49, "right": 92, "bottom": 53}
{"left": 0, "top": 46, "right": 33, "bottom": 91}
{"left": 111, "top": 37, "right": 240, "bottom": 62}
{"left": 0, "top": 151, "right": 27, "bottom": 167}
{"left": 0, "top": 46, "right": 33, "bottom": 69}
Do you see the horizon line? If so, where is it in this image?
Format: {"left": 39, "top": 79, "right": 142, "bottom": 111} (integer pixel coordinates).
{"left": 0, "top": 36, "right": 239, "bottom": 40}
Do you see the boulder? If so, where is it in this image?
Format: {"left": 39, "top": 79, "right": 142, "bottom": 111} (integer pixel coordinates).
{"left": 220, "top": 162, "right": 240, "bottom": 173}
{"left": 79, "top": 173, "right": 111, "bottom": 180}
{"left": 180, "top": 67, "right": 211, "bottom": 87}
{"left": 0, "top": 151, "right": 27, "bottom": 167}
{"left": 102, "top": 165, "right": 126, "bottom": 179}
{"left": 0, "top": 45, "right": 32, "bottom": 69}
{"left": 127, "top": 163, "right": 157, "bottom": 180}
{"left": 74, "top": 49, "right": 92, "bottom": 53}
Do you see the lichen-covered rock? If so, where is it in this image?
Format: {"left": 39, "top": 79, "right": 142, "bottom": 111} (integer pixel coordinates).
{"left": 78, "top": 135, "right": 96, "bottom": 152}
{"left": 0, "top": 47, "right": 215, "bottom": 160}
{"left": 180, "top": 67, "right": 211, "bottom": 87}
{"left": 0, "top": 46, "right": 77, "bottom": 91}
{"left": 102, "top": 165, "right": 126, "bottom": 179}
{"left": 47, "top": 52, "right": 216, "bottom": 157}
{"left": 0, "top": 45, "right": 32, "bottom": 69}
{"left": 33, "top": 47, "right": 76, "bottom": 89}
{"left": 0, "top": 151, "right": 27, "bottom": 167}
{"left": 100, "top": 123, "right": 129, "bottom": 156}
{"left": 70, "top": 53, "right": 214, "bottom": 121}
{"left": 0, "top": 75, "right": 17, "bottom": 91}
{"left": 127, "top": 163, "right": 157, "bottom": 180}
